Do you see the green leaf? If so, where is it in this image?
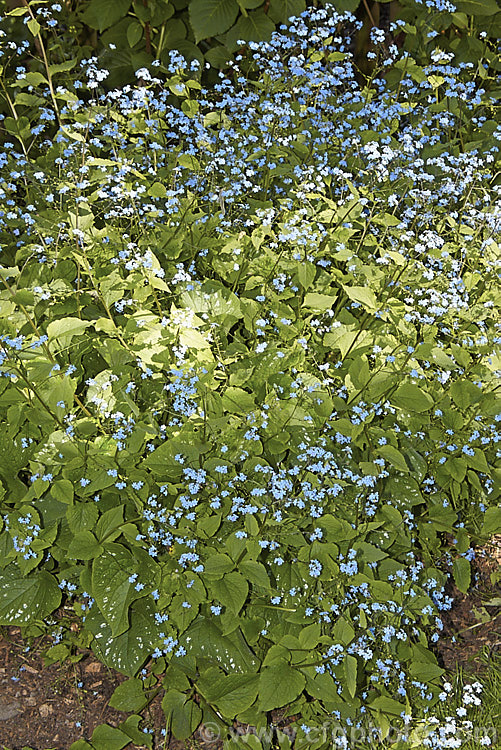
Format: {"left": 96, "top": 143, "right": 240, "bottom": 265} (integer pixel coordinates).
{"left": 27, "top": 18, "right": 41, "bottom": 37}
{"left": 179, "top": 617, "right": 259, "bottom": 672}
{"left": 332, "top": 617, "right": 355, "bottom": 645}
{"left": 162, "top": 691, "right": 202, "bottom": 740}
{"left": 179, "top": 328, "right": 210, "bottom": 350}
{"left": 66, "top": 503, "right": 99, "bottom": 534}
{"left": 49, "top": 59, "right": 77, "bottom": 75}
{"left": 450, "top": 380, "right": 483, "bottom": 408}
{"left": 445, "top": 457, "right": 467, "bottom": 483}
{"left": 331, "top": 0, "right": 360, "bottom": 8}
{"left": 342, "top": 285, "right": 377, "bottom": 312}
{"left": 481, "top": 507, "right": 501, "bottom": 536}
{"left": 67, "top": 531, "right": 103, "bottom": 560}
{"left": 95, "top": 505, "right": 125, "bottom": 543}
{"left": 369, "top": 695, "right": 406, "bottom": 715}
{"left": 259, "top": 665, "right": 305, "bottom": 711}
{"left": 298, "top": 623, "right": 320, "bottom": 649}
{"left": 408, "top": 661, "right": 445, "bottom": 681}
{"left": 127, "top": 20, "right": 143, "bottom": 47}
{"left": 201, "top": 672, "right": 260, "bottom": 716}
{"left": 453, "top": 557, "right": 471, "bottom": 594}
{"left": 302, "top": 293, "right": 336, "bottom": 310}
{"left": 90, "top": 723, "right": 130, "bottom": 750}
{"left": 298, "top": 262, "right": 316, "bottom": 290}
{"left": 81, "top": 0, "right": 132, "bottom": 32}
{"left": 344, "top": 654, "right": 357, "bottom": 698}
{"left": 51, "top": 479, "right": 74, "bottom": 505}
{"left": 224, "top": 9, "right": 275, "bottom": 51}
{"left": 109, "top": 678, "right": 148, "bottom": 712}
{"left": 0, "top": 567, "right": 61, "bottom": 625}
{"left": 189, "top": 0, "right": 240, "bottom": 43}
{"left": 119, "top": 715, "right": 153, "bottom": 748}
{"left": 211, "top": 572, "right": 248, "bottom": 614}
{"left": 46, "top": 317, "right": 91, "bottom": 349}
{"left": 239, "top": 561, "right": 270, "bottom": 589}
{"left": 222, "top": 386, "right": 255, "bottom": 414}
{"left": 376, "top": 444, "right": 409, "bottom": 473}
{"left": 148, "top": 181, "right": 167, "bottom": 198}
{"left": 392, "top": 383, "right": 434, "bottom": 412}
{"left": 455, "top": 0, "right": 499, "bottom": 14}
{"left": 70, "top": 740, "right": 93, "bottom": 750}
{"left": 353, "top": 542, "right": 387, "bottom": 563}
{"left": 268, "top": 0, "right": 306, "bottom": 23}
{"left": 204, "top": 553, "right": 235, "bottom": 577}
{"left": 181, "top": 281, "right": 241, "bottom": 328}
{"left": 92, "top": 543, "right": 138, "bottom": 636}
{"left": 86, "top": 598, "right": 159, "bottom": 676}
{"left": 318, "top": 514, "right": 357, "bottom": 541}
{"left": 238, "top": 0, "right": 265, "bottom": 7}
{"left": 324, "top": 325, "right": 361, "bottom": 358}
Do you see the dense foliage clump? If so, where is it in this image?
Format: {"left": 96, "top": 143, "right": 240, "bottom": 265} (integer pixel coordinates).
{"left": 0, "top": 3, "right": 500, "bottom": 748}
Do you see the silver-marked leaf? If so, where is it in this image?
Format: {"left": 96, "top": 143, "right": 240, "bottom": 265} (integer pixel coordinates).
{"left": 179, "top": 617, "right": 259, "bottom": 673}
{"left": 0, "top": 567, "right": 61, "bottom": 625}
{"left": 92, "top": 543, "right": 139, "bottom": 636}
{"left": 86, "top": 598, "right": 159, "bottom": 676}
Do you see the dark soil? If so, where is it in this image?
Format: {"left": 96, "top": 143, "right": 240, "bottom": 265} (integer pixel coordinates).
{"left": 0, "top": 537, "right": 499, "bottom": 750}
{"left": 437, "top": 536, "right": 501, "bottom": 673}
{"left": 0, "top": 629, "right": 167, "bottom": 750}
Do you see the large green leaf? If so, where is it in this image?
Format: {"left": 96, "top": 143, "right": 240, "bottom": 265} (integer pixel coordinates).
{"left": 344, "top": 654, "right": 357, "bottom": 698}
{"left": 178, "top": 617, "right": 259, "bottom": 672}
{"left": 92, "top": 543, "right": 140, "bottom": 636}
{"left": 258, "top": 665, "right": 305, "bottom": 711}
{"left": 369, "top": 695, "right": 406, "bottom": 716}
{"left": 189, "top": 0, "right": 240, "bottom": 43}
{"left": 342, "top": 285, "right": 378, "bottom": 312}
{"left": 66, "top": 503, "right": 99, "bottom": 534}
{"left": 162, "top": 691, "right": 202, "bottom": 740}
{"left": 211, "top": 572, "right": 248, "bottom": 614}
{"left": 80, "top": 0, "right": 132, "bottom": 32}
{"left": 481, "top": 507, "right": 501, "bottom": 535}
{"left": 453, "top": 557, "right": 471, "bottom": 594}
{"left": 46, "top": 317, "right": 91, "bottom": 348}
{"left": 455, "top": 0, "right": 500, "bottom": 14}
{"left": 200, "top": 671, "right": 259, "bottom": 717}
{"left": 88, "top": 724, "right": 130, "bottom": 750}
{"left": 0, "top": 567, "right": 61, "bottom": 625}
{"left": 85, "top": 598, "right": 159, "bottom": 676}
{"left": 181, "top": 281, "right": 241, "bottom": 330}
{"left": 221, "top": 386, "right": 256, "bottom": 415}
{"left": 450, "top": 379, "right": 483, "bottom": 408}
{"left": 109, "top": 678, "right": 148, "bottom": 712}
{"left": 376, "top": 444, "right": 409, "bottom": 473}
{"left": 67, "top": 531, "right": 103, "bottom": 560}
{"left": 391, "top": 383, "right": 434, "bottom": 412}
{"left": 268, "top": 0, "right": 306, "bottom": 23}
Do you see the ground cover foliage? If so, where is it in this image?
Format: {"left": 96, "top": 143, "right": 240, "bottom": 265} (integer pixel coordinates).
{"left": 0, "top": 1, "right": 500, "bottom": 748}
